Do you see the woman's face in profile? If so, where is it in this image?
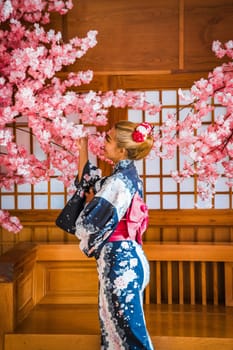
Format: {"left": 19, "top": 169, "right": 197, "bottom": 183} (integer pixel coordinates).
{"left": 104, "top": 128, "right": 126, "bottom": 163}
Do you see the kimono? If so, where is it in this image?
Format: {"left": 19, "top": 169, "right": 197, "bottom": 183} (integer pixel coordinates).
{"left": 75, "top": 159, "right": 154, "bottom": 350}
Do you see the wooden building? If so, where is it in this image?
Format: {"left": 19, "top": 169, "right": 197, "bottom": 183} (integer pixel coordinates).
{"left": 1, "top": 1, "right": 233, "bottom": 349}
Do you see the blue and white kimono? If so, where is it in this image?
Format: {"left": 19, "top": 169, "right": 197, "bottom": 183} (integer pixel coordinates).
{"left": 75, "top": 159, "right": 154, "bottom": 350}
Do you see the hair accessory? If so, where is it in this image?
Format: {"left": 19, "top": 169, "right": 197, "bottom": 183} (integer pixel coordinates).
{"left": 132, "top": 122, "right": 153, "bottom": 143}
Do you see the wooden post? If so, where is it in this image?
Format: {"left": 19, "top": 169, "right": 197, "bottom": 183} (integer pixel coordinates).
{"left": 225, "top": 262, "right": 233, "bottom": 306}
{"left": 0, "top": 282, "right": 15, "bottom": 350}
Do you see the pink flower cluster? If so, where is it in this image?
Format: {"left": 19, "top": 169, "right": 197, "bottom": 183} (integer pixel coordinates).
{"left": 0, "top": 209, "right": 23, "bottom": 233}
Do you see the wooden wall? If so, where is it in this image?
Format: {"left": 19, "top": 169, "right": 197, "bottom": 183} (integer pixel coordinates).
{"left": 1, "top": 209, "right": 233, "bottom": 255}
{"left": 63, "top": 0, "right": 233, "bottom": 74}
{"left": 50, "top": 0, "right": 233, "bottom": 90}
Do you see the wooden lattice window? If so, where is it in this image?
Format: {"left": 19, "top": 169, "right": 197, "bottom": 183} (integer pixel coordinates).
{"left": 1, "top": 89, "right": 231, "bottom": 210}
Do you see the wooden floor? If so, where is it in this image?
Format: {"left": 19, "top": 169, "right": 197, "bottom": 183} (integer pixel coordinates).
{"left": 15, "top": 303, "right": 233, "bottom": 338}
{"left": 4, "top": 304, "right": 233, "bottom": 350}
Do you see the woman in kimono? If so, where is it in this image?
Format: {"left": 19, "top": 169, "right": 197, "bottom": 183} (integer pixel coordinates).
{"left": 75, "top": 120, "right": 154, "bottom": 350}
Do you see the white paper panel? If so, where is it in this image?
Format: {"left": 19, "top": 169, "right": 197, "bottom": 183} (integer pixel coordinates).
{"left": 18, "top": 195, "right": 31, "bottom": 209}
{"left": 128, "top": 109, "right": 143, "bottom": 123}
{"left": 162, "top": 107, "right": 176, "bottom": 122}
{"left": 34, "top": 195, "right": 48, "bottom": 209}
{"left": 146, "top": 158, "right": 160, "bottom": 175}
{"left": 50, "top": 179, "right": 64, "bottom": 192}
{"left": 34, "top": 181, "right": 48, "bottom": 193}
{"left": 162, "top": 158, "right": 177, "bottom": 175}
{"left": 162, "top": 90, "right": 177, "bottom": 105}
{"left": 215, "top": 195, "right": 229, "bottom": 209}
{"left": 179, "top": 177, "right": 194, "bottom": 191}
{"left": 51, "top": 195, "right": 65, "bottom": 209}
{"left": 163, "top": 194, "right": 177, "bottom": 209}
{"left": 146, "top": 178, "right": 160, "bottom": 192}
{"left": 17, "top": 183, "right": 31, "bottom": 192}
{"left": 146, "top": 194, "right": 160, "bottom": 209}
{"left": 163, "top": 178, "right": 177, "bottom": 192}
{"left": 180, "top": 195, "right": 195, "bottom": 209}
{"left": 1, "top": 196, "right": 15, "bottom": 209}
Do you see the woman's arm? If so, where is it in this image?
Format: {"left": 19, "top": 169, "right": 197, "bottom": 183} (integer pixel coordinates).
{"left": 75, "top": 175, "right": 132, "bottom": 258}
{"left": 77, "top": 137, "right": 88, "bottom": 182}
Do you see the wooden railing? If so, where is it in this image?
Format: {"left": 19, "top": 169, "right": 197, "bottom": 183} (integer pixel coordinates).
{"left": 1, "top": 209, "right": 233, "bottom": 257}
{"left": 144, "top": 243, "right": 233, "bottom": 306}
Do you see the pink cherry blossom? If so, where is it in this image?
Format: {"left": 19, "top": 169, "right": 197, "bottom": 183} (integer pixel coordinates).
{"left": 0, "top": 210, "right": 23, "bottom": 233}
{"left": 0, "top": 1, "right": 232, "bottom": 232}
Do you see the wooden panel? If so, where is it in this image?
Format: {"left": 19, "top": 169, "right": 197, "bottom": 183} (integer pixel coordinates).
{"left": 35, "top": 243, "right": 233, "bottom": 263}
{"left": 178, "top": 262, "right": 184, "bottom": 304}
{"left": 6, "top": 209, "right": 233, "bottom": 227}
{"left": 37, "top": 261, "right": 98, "bottom": 304}
{"left": 16, "top": 271, "right": 34, "bottom": 324}
{"left": 213, "top": 262, "right": 218, "bottom": 305}
{"left": 1, "top": 208, "right": 233, "bottom": 256}
{"left": 108, "top": 72, "right": 208, "bottom": 90}
{"left": 33, "top": 227, "right": 48, "bottom": 242}
{"left": 36, "top": 243, "right": 89, "bottom": 261}
{"left": 48, "top": 1, "right": 233, "bottom": 73}
{"left": 162, "top": 227, "right": 178, "bottom": 242}
{"left": 17, "top": 227, "right": 32, "bottom": 243}
{"left": 184, "top": 0, "right": 233, "bottom": 70}
{"left": 0, "top": 283, "right": 14, "bottom": 332}
{"left": 45, "top": 11, "right": 64, "bottom": 34}
{"left": 149, "top": 210, "right": 233, "bottom": 227}
{"left": 167, "top": 261, "right": 173, "bottom": 304}
{"left": 144, "top": 243, "right": 233, "bottom": 262}
{"left": 214, "top": 227, "right": 231, "bottom": 242}
{"left": 201, "top": 262, "right": 207, "bottom": 305}
{"left": 0, "top": 243, "right": 37, "bottom": 338}
{"left": 146, "top": 226, "right": 161, "bottom": 241}
{"left": 33, "top": 245, "right": 98, "bottom": 304}
{"left": 178, "top": 227, "right": 195, "bottom": 242}
{"left": 190, "top": 262, "right": 195, "bottom": 304}
{"left": 196, "top": 227, "right": 213, "bottom": 242}
{"left": 67, "top": 0, "right": 179, "bottom": 73}
{"left": 0, "top": 243, "right": 37, "bottom": 282}
{"left": 47, "top": 227, "right": 65, "bottom": 242}
{"left": 156, "top": 262, "right": 161, "bottom": 304}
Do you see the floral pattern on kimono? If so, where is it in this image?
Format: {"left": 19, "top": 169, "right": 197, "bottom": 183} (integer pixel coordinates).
{"left": 75, "top": 159, "right": 143, "bottom": 258}
{"left": 97, "top": 241, "right": 154, "bottom": 350}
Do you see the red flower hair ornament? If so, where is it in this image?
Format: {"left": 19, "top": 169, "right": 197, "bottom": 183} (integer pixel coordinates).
{"left": 132, "top": 122, "right": 153, "bottom": 143}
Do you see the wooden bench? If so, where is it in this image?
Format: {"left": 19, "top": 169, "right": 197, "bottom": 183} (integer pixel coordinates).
{"left": 0, "top": 242, "right": 233, "bottom": 350}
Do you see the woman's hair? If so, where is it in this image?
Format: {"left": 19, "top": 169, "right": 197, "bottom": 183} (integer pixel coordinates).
{"left": 115, "top": 120, "right": 154, "bottom": 160}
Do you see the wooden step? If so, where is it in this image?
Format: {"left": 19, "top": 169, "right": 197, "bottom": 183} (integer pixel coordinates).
{"left": 5, "top": 334, "right": 233, "bottom": 350}
{"left": 4, "top": 304, "right": 233, "bottom": 350}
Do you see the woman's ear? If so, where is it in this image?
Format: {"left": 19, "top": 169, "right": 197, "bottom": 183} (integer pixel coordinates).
{"left": 120, "top": 147, "right": 127, "bottom": 159}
